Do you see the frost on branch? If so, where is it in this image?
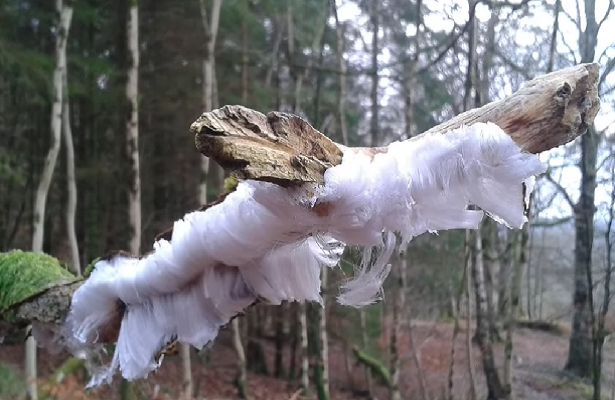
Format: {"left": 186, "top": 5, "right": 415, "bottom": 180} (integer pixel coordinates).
{"left": 0, "top": 63, "right": 601, "bottom": 387}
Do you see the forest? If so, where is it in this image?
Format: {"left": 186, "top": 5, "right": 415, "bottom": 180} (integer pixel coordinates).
{"left": 0, "top": 0, "right": 614, "bottom": 400}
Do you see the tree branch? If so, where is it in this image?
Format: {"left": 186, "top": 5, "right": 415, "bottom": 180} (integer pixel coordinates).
{"left": 543, "top": 171, "right": 576, "bottom": 209}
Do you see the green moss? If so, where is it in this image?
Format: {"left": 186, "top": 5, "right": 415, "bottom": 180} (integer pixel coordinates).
{"left": 83, "top": 256, "right": 101, "bottom": 279}
{"left": 0, "top": 250, "right": 77, "bottom": 312}
{"left": 223, "top": 175, "right": 239, "bottom": 193}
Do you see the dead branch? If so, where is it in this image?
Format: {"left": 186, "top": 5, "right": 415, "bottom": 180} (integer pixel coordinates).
{"left": 195, "top": 63, "right": 599, "bottom": 186}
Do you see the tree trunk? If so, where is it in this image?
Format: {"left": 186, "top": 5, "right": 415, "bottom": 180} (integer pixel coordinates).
{"left": 389, "top": 258, "right": 402, "bottom": 400}
{"left": 232, "top": 13, "right": 250, "bottom": 397}
{"left": 594, "top": 171, "right": 615, "bottom": 400}
{"left": 122, "top": 2, "right": 140, "bottom": 399}
{"left": 198, "top": 0, "right": 222, "bottom": 204}
{"left": 62, "top": 69, "right": 80, "bottom": 275}
{"left": 472, "top": 228, "right": 505, "bottom": 400}
{"left": 289, "top": 304, "right": 298, "bottom": 380}
{"left": 300, "top": 302, "right": 309, "bottom": 393}
{"left": 565, "top": 0, "right": 600, "bottom": 379}
{"left": 320, "top": 268, "right": 330, "bottom": 400}
{"left": 465, "top": 230, "right": 478, "bottom": 400}
{"left": 126, "top": 0, "right": 140, "bottom": 255}
{"left": 360, "top": 309, "right": 374, "bottom": 397}
{"left": 274, "top": 304, "right": 285, "bottom": 378}
{"left": 369, "top": 0, "right": 379, "bottom": 147}
{"left": 481, "top": 219, "right": 501, "bottom": 340}
{"left": 28, "top": 2, "right": 73, "bottom": 399}
{"left": 232, "top": 319, "right": 248, "bottom": 399}
{"left": 180, "top": 344, "right": 194, "bottom": 399}
{"left": 331, "top": 0, "right": 348, "bottom": 146}
{"left": 447, "top": 255, "right": 469, "bottom": 400}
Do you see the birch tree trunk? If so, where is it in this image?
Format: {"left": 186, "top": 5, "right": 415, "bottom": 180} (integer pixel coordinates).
{"left": 62, "top": 69, "right": 80, "bottom": 275}
{"left": 300, "top": 302, "right": 309, "bottom": 393}
{"left": 320, "top": 268, "right": 330, "bottom": 400}
{"left": 198, "top": 0, "right": 222, "bottom": 205}
{"left": 126, "top": 0, "right": 140, "bottom": 256}
{"left": 28, "top": 2, "right": 72, "bottom": 398}
{"left": 465, "top": 231, "right": 478, "bottom": 400}
{"left": 331, "top": 0, "right": 348, "bottom": 146}
{"left": 232, "top": 10, "right": 249, "bottom": 397}
{"left": 180, "top": 1, "right": 222, "bottom": 396}
{"left": 369, "top": 0, "right": 379, "bottom": 147}
{"left": 121, "top": 3, "right": 140, "bottom": 400}
{"left": 232, "top": 318, "right": 248, "bottom": 399}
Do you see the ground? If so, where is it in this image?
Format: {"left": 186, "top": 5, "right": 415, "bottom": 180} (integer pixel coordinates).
{"left": 0, "top": 320, "right": 608, "bottom": 400}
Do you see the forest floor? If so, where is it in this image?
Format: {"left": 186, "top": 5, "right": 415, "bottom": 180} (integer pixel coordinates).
{"left": 0, "top": 320, "right": 607, "bottom": 400}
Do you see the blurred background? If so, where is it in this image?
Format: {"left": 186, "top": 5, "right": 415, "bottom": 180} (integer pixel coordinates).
{"left": 1, "top": 0, "right": 614, "bottom": 399}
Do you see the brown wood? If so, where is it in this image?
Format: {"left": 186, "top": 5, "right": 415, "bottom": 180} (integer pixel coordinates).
{"left": 192, "top": 105, "right": 344, "bottom": 186}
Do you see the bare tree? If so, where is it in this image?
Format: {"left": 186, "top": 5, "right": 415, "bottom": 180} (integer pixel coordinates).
{"left": 331, "top": 0, "right": 348, "bottom": 146}
{"left": 126, "top": 0, "right": 140, "bottom": 257}
{"left": 28, "top": 2, "right": 73, "bottom": 398}
{"left": 62, "top": 70, "right": 79, "bottom": 275}
{"left": 120, "top": 2, "right": 140, "bottom": 399}
{"left": 565, "top": 0, "right": 609, "bottom": 379}
{"left": 197, "top": 0, "right": 222, "bottom": 205}
{"left": 369, "top": 0, "right": 379, "bottom": 147}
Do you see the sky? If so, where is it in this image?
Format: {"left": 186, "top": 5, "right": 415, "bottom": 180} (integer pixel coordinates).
{"left": 337, "top": 0, "right": 615, "bottom": 222}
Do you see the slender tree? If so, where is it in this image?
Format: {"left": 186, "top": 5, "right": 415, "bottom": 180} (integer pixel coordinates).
{"left": 62, "top": 66, "right": 80, "bottom": 275}
{"left": 28, "top": 2, "right": 73, "bottom": 398}
{"left": 565, "top": 0, "right": 604, "bottom": 379}
{"left": 198, "top": 0, "right": 222, "bottom": 205}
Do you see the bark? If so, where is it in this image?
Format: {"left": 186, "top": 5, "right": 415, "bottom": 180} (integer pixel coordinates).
{"left": 232, "top": 319, "right": 248, "bottom": 399}
{"left": 481, "top": 219, "right": 501, "bottom": 339}
{"left": 28, "top": 2, "right": 73, "bottom": 399}
{"left": 595, "top": 170, "right": 615, "bottom": 400}
{"left": 126, "top": 0, "right": 140, "bottom": 255}
{"left": 565, "top": 124, "right": 599, "bottom": 379}
{"left": 232, "top": 18, "right": 250, "bottom": 396}
{"left": 369, "top": 1, "right": 379, "bottom": 147}
{"left": 320, "top": 268, "right": 330, "bottom": 400}
{"left": 463, "top": 0, "right": 478, "bottom": 112}
{"left": 289, "top": 304, "right": 298, "bottom": 380}
{"left": 274, "top": 304, "right": 284, "bottom": 378}
{"left": 180, "top": 343, "right": 193, "bottom": 399}
{"left": 565, "top": 0, "right": 601, "bottom": 379}
{"left": 471, "top": 228, "right": 505, "bottom": 400}
{"left": 447, "top": 256, "right": 469, "bottom": 399}
{"left": 360, "top": 308, "right": 374, "bottom": 397}
{"left": 331, "top": 0, "right": 349, "bottom": 146}
{"left": 198, "top": 0, "right": 222, "bottom": 204}
{"left": 389, "top": 258, "right": 402, "bottom": 400}
{"left": 122, "top": 3, "right": 140, "bottom": 399}
{"left": 497, "top": 233, "right": 513, "bottom": 319}
{"left": 407, "top": 317, "right": 428, "bottom": 400}
{"left": 62, "top": 66, "right": 80, "bottom": 275}
{"left": 299, "top": 302, "right": 309, "bottom": 393}
{"left": 547, "top": 0, "right": 561, "bottom": 74}
{"left": 502, "top": 230, "right": 527, "bottom": 399}
{"left": 465, "top": 230, "right": 478, "bottom": 400}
